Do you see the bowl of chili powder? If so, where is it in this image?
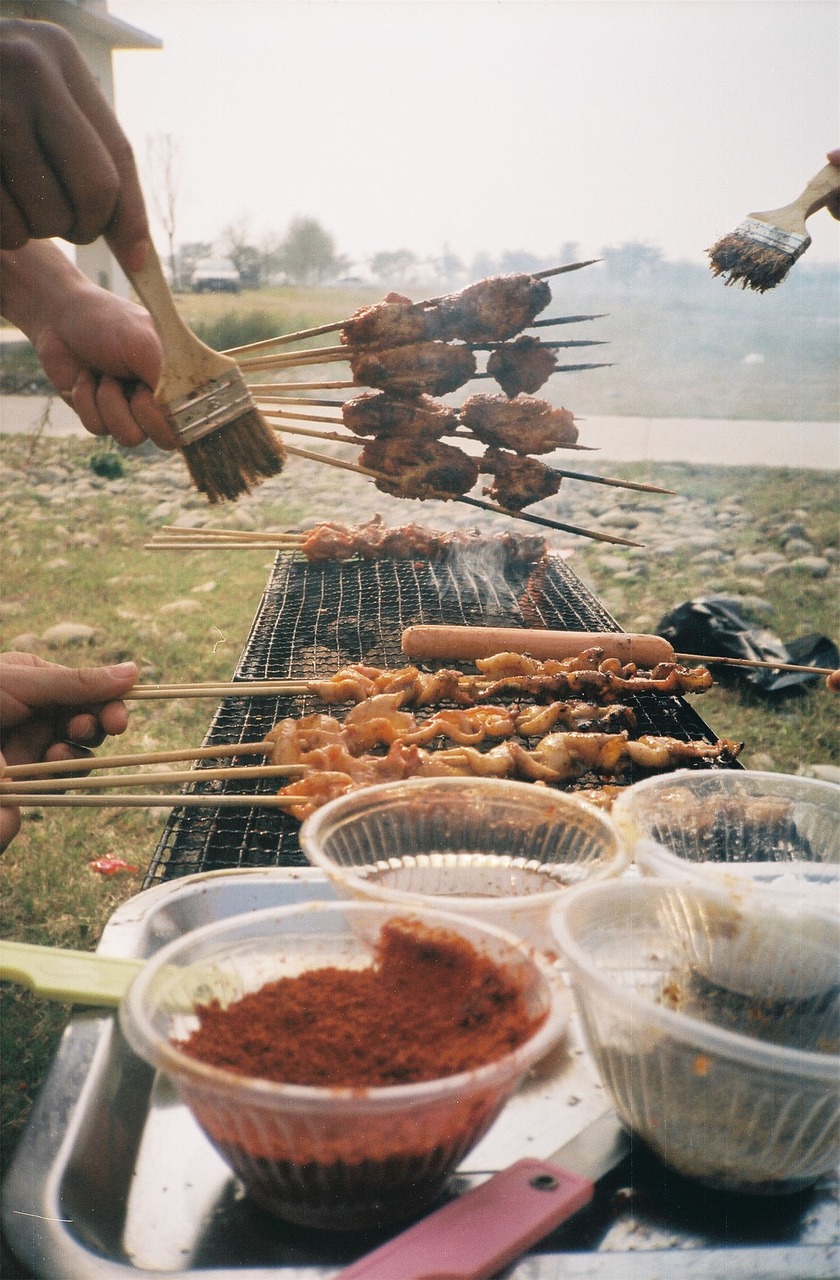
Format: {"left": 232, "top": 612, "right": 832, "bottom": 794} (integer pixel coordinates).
{"left": 120, "top": 900, "right": 565, "bottom": 1230}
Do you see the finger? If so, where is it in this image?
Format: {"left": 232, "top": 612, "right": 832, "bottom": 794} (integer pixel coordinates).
{"left": 94, "top": 376, "right": 146, "bottom": 447}
{"left": 0, "top": 805, "right": 22, "bottom": 853}
{"left": 0, "top": 661, "right": 138, "bottom": 721}
{"left": 70, "top": 370, "right": 108, "bottom": 436}
{"left": 0, "top": 183, "right": 30, "bottom": 250}
{"left": 1, "top": 127, "right": 82, "bottom": 242}
{"left": 61, "top": 713, "right": 104, "bottom": 745}
{"left": 129, "top": 385, "right": 178, "bottom": 451}
{"left": 826, "top": 669, "right": 840, "bottom": 693}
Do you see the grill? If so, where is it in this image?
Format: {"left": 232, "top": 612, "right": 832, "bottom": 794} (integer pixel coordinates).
{"left": 145, "top": 549, "right": 734, "bottom": 886}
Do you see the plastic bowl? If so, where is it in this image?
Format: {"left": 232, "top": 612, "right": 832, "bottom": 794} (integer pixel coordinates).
{"left": 120, "top": 900, "right": 565, "bottom": 1230}
{"left": 299, "top": 777, "right": 627, "bottom": 951}
{"left": 551, "top": 877, "right": 840, "bottom": 1194}
{"left": 612, "top": 771, "right": 840, "bottom": 999}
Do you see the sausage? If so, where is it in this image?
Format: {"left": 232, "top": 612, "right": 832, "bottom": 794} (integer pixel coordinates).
{"left": 401, "top": 626, "right": 676, "bottom": 667}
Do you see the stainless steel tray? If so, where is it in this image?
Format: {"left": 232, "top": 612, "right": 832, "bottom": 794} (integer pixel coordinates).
{"left": 3, "top": 868, "right": 838, "bottom": 1279}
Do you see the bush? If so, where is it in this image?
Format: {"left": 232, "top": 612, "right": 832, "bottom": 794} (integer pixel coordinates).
{"left": 89, "top": 451, "right": 125, "bottom": 479}
{"left": 191, "top": 309, "right": 287, "bottom": 351}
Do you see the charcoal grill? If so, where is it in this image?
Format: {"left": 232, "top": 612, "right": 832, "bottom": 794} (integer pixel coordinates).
{"left": 145, "top": 549, "right": 736, "bottom": 886}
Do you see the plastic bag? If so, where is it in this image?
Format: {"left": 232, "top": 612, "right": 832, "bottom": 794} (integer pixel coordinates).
{"left": 656, "top": 597, "right": 839, "bottom": 694}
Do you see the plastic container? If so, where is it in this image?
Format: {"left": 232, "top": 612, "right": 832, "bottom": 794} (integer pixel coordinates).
{"left": 120, "top": 900, "right": 565, "bottom": 1230}
{"left": 551, "top": 877, "right": 840, "bottom": 1194}
{"left": 612, "top": 770, "right": 840, "bottom": 998}
{"left": 299, "top": 777, "right": 627, "bottom": 951}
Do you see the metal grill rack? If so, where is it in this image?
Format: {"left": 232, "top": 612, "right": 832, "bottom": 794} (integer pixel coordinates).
{"left": 145, "top": 551, "right": 736, "bottom": 886}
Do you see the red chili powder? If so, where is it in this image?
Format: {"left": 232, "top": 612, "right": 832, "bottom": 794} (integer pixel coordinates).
{"left": 178, "top": 917, "right": 544, "bottom": 1086}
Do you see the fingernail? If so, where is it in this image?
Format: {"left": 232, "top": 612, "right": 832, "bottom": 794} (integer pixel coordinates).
{"left": 109, "top": 662, "right": 138, "bottom": 678}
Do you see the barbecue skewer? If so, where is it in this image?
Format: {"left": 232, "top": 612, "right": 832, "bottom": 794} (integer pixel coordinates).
{"left": 0, "top": 763, "right": 303, "bottom": 794}
{"left": 258, "top": 416, "right": 673, "bottom": 494}
{"left": 0, "top": 794, "right": 301, "bottom": 810}
{"left": 279, "top": 443, "right": 645, "bottom": 546}
{"left": 222, "top": 261, "right": 603, "bottom": 357}
{"left": 2, "top": 741, "right": 274, "bottom": 779}
{"left": 236, "top": 339, "right": 608, "bottom": 376}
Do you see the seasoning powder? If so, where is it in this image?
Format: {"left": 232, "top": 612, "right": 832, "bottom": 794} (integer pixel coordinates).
{"left": 178, "top": 917, "right": 543, "bottom": 1085}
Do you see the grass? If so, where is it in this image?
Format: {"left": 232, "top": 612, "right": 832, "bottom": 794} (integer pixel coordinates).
{"left": 1, "top": 280, "right": 838, "bottom": 1208}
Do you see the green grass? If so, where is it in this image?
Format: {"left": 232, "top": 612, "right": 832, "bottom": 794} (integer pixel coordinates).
{"left": 1, "top": 417, "right": 838, "bottom": 1192}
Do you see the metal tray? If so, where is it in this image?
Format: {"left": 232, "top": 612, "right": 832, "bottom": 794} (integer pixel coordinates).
{"left": 3, "top": 868, "right": 838, "bottom": 1279}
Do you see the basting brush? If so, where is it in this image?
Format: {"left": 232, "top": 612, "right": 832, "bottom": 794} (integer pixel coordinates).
{"left": 128, "top": 242, "right": 286, "bottom": 502}
{"left": 707, "top": 161, "right": 840, "bottom": 292}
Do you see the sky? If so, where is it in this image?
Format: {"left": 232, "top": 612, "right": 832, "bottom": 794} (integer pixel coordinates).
{"left": 108, "top": 1, "right": 840, "bottom": 272}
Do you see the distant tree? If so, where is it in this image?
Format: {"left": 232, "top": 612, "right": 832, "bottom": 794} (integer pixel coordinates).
{"left": 145, "top": 132, "right": 183, "bottom": 286}
{"left": 277, "top": 217, "right": 346, "bottom": 285}
{"left": 222, "top": 218, "right": 263, "bottom": 287}
{"left": 431, "top": 246, "right": 465, "bottom": 289}
{"left": 499, "top": 249, "right": 545, "bottom": 276}
{"left": 370, "top": 249, "right": 418, "bottom": 285}
{"left": 602, "top": 241, "right": 663, "bottom": 282}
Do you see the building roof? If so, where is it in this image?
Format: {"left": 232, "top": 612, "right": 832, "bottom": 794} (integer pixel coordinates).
{"left": 8, "top": 1, "right": 161, "bottom": 50}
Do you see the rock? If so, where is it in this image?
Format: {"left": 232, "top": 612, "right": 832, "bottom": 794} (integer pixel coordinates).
{"left": 798, "top": 764, "right": 840, "bottom": 785}
{"left": 9, "top": 633, "right": 42, "bottom": 651}
{"left": 789, "top": 556, "right": 831, "bottom": 578}
{"left": 158, "top": 598, "right": 202, "bottom": 615}
{"left": 41, "top": 622, "right": 97, "bottom": 646}
{"left": 191, "top": 581, "right": 217, "bottom": 594}
{"left": 783, "top": 538, "right": 814, "bottom": 555}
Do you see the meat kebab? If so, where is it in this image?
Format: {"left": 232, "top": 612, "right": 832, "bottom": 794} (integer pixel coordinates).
{"left": 480, "top": 449, "right": 563, "bottom": 510}
{"left": 460, "top": 395, "right": 578, "bottom": 453}
{"left": 359, "top": 436, "right": 480, "bottom": 501}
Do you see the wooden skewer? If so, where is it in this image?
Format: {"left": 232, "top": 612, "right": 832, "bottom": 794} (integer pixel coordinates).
{"left": 239, "top": 337, "right": 610, "bottom": 375}
{"left": 222, "top": 262, "right": 603, "bottom": 357}
{"left": 675, "top": 653, "right": 838, "bottom": 677}
{"left": 0, "top": 793, "right": 300, "bottom": 810}
{"left": 2, "top": 740, "right": 273, "bottom": 779}
{"left": 256, "top": 418, "right": 672, "bottom": 495}
{"left": 247, "top": 379, "right": 356, "bottom": 392}
{"left": 126, "top": 681, "right": 311, "bottom": 700}
{"left": 0, "top": 763, "right": 303, "bottom": 794}
{"left": 277, "top": 443, "right": 643, "bottom": 546}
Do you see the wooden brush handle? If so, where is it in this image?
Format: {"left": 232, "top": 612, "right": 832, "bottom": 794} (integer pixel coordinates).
{"left": 127, "top": 242, "right": 236, "bottom": 400}
{"left": 754, "top": 162, "right": 840, "bottom": 233}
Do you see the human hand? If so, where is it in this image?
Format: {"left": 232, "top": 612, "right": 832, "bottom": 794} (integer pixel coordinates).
{"left": 827, "top": 150, "right": 840, "bottom": 220}
{"left": 0, "top": 653, "right": 138, "bottom": 851}
{"left": 1, "top": 241, "right": 176, "bottom": 449}
{"left": 0, "top": 18, "right": 150, "bottom": 273}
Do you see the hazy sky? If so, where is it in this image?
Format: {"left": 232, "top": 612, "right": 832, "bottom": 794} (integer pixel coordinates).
{"left": 108, "top": 1, "right": 840, "bottom": 271}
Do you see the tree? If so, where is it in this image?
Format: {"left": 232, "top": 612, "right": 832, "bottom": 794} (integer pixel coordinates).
{"left": 277, "top": 217, "right": 346, "bottom": 285}
{"left": 222, "top": 218, "right": 263, "bottom": 288}
{"left": 370, "top": 249, "right": 417, "bottom": 285}
{"left": 145, "top": 132, "right": 183, "bottom": 286}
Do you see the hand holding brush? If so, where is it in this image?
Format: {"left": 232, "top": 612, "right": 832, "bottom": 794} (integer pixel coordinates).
{"left": 708, "top": 152, "right": 840, "bottom": 291}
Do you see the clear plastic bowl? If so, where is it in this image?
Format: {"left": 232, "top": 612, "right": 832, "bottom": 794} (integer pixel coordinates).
{"left": 612, "top": 771, "right": 840, "bottom": 998}
{"left": 299, "top": 777, "right": 627, "bottom": 951}
{"left": 551, "top": 877, "right": 840, "bottom": 1195}
{"left": 120, "top": 900, "right": 565, "bottom": 1230}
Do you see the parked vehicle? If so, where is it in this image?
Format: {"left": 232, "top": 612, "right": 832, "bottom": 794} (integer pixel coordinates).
{"left": 190, "top": 257, "right": 241, "bottom": 294}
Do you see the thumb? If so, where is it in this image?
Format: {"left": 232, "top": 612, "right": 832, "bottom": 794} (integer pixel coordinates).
{"left": 5, "top": 661, "right": 138, "bottom": 713}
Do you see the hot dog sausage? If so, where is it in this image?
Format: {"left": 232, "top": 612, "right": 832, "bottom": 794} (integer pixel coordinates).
{"left": 401, "top": 626, "right": 676, "bottom": 667}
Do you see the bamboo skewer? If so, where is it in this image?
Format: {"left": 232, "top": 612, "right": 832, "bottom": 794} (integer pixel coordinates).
{"left": 277, "top": 443, "right": 644, "bottom": 547}
{"left": 0, "top": 764, "right": 303, "bottom": 794}
{"left": 2, "top": 741, "right": 274, "bottom": 779}
{"left": 0, "top": 793, "right": 300, "bottom": 811}
{"left": 222, "top": 261, "right": 603, "bottom": 357}
{"left": 255, "top": 417, "right": 672, "bottom": 494}
{"left": 126, "top": 681, "right": 311, "bottom": 700}
{"left": 237, "top": 339, "right": 608, "bottom": 376}
{"left": 258, "top": 413, "right": 598, "bottom": 455}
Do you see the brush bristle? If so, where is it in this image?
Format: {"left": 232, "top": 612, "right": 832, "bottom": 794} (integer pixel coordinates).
{"left": 181, "top": 409, "right": 286, "bottom": 503}
{"left": 707, "top": 232, "right": 795, "bottom": 293}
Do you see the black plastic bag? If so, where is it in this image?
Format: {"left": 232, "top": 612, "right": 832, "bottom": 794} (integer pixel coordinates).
{"left": 656, "top": 597, "right": 839, "bottom": 694}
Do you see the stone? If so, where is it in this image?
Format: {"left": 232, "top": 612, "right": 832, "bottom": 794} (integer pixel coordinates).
{"left": 41, "top": 622, "right": 97, "bottom": 646}
{"left": 158, "top": 598, "right": 202, "bottom": 615}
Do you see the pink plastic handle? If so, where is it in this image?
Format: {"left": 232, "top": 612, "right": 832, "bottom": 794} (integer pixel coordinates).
{"left": 336, "top": 1158, "right": 594, "bottom": 1280}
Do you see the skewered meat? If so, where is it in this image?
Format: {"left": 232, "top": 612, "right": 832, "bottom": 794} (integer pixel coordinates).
{"left": 341, "top": 293, "right": 435, "bottom": 348}
{"left": 298, "top": 516, "right": 548, "bottom": 565}
{"left": 360, "top": 437, "right": 480, "bottom": 501}
{"left": 275, "top": 729, "right": 742, "bottom": 819}
{"left": 481, "top": 449, "right": 562, "bottom": 510}
{"left": 433, "top": 274, "right": 552, "bottom": 343}
{"left": 350, "top": 341, "right": 477, "bottom": 398}
{"left": 342, "top": 391, "right": 459, "bottom": 440}
{"left": 460, "top": 395, "right": 578, "bottom": 454}
{"left": 300, "top": 653, "right": 714, "bottom": 709}
{"left": 486, "top": 336, "right": 558, "bottom": 398}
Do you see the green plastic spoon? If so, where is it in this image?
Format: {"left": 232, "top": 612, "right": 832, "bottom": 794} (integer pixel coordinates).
{"left": 0, "top": 939, "right": 144, "bottom": 1006}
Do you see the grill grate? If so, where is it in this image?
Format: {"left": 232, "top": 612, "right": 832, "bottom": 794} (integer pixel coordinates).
{"left": 145, "top": 551, "right": 735, "bottom": 885}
